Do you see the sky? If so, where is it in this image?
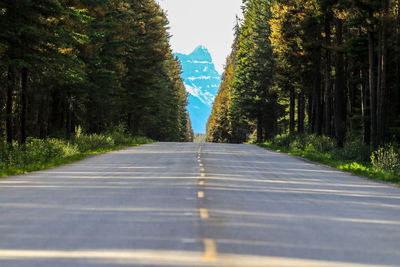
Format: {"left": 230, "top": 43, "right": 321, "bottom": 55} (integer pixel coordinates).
{"left": 157, "top": 0, "right": 243, "bottom": 74}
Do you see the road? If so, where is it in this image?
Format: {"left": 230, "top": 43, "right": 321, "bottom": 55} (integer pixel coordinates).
{"left": 0, "top": 142, "right": 400, "bottom": 266}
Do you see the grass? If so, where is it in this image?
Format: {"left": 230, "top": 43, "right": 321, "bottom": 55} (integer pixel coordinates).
{"left": 0, "top": 127, "right": 153, "bottom": 177}
{"left": 257, "top": 133, "right": 400, "bottom": 185}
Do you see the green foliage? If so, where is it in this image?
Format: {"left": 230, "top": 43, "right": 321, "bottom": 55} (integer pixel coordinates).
{"left": 0, "top": 0, "right": 192, "bottom": 145}
{"left": 72, "top": 134, "right": 115, "bottom": 152}
{"left": 207, "top": 0, "right": 284, "bottom": 143}
{"left": 230, "top": 0, "right": 282, "bottom": 143}
{"left": 0, "top": 131, "right": 153, "bottom": 177}
{"left": 259, "top": 134, "right": 400, "bottom": 184}
{"left": 371, "top": 145, "right": 400, "bottom": 172}
{"left": 268, "top": 133, "right": 335, "bottom": 153}
{"left": 208, "top": 0, "right": 400, "bottom": 153}
{"left": 331, "top": 139, "right": 373, "bottom": 162}
{"left": 206, "top": 25, "right": 238, "bottom": 143}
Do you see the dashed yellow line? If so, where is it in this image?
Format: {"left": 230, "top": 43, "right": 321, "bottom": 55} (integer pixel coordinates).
{"left": 201, "top": 173, "right": 206, "bottom": 178}
{"left": 203, "top": 239, "right": 217, "bottom": 262}
{"left": 198, "top": 180, "right": 205, "bottom": 186}
{"left": 198, "top": 191, "right": 204, "bottom": 198}
{"left": 199, "top": 208, "right": 209, "bottom": 219}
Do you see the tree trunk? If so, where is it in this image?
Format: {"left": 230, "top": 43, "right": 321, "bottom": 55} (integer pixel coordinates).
{"left": 334, "top": 18, "right": 346, "bottom": 147}
{"left": 307, "top": 91, "right": 313, "bottom": 132}
{"left": 397, "top": 3, "right": 400, "bottom": 121}
{"left": 19, "top": 68, "right": 28, "bottom": 146}
{"left": 312, "top": 54, "right": 322, "bottom": 135}
{"left": 66, "top": 91, "right": 72, "bottom": 139}
{"left": 6, "top": 67, "right": 15, "bottom": 146}
{"left": 361, "top": 68, "right": 371, "bottom": 145}
{"left": 377, "top": 0, "right": 389, "bottom": 145}
{"left": 368, "top": 24, "right": 378, "bottom": 148}
{"left": 324, "top": 16, "right": 332, "bottom": 136}
{"left": 257, "top": 111, "right": 263, "bottom": 142}
{"left": 289, "top": 86, "right": 295, "bottom": 133}
{"left": 298, "top": 92, "right": 305, "bottom": 133}
{"left": 397, "top": 1, "right": 400, "bottom": 121}
{"left": 38, "top": 90, "right": 47, "bottom": 139}
{"left": 345, "top": 54, "right": 353, "bottom": 133}
{"left": 376, "top": 26, "right": 382, "bottom": 145}
{"left": 271, "top": 96, "right": 278, "bottom": 139}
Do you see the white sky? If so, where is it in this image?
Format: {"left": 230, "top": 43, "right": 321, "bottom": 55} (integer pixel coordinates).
{"left": 157, "top": 0, "right": 243, "bottom": 74}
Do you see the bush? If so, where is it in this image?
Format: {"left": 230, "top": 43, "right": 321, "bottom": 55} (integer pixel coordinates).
{"left": 332, "top": 139, "right": 372, "bottom": 162}
{"left": 0, "top": 141, "right": 8, "bottom": 168}
{"left": 269, "top": 133, "right": 294, "bottom": 148}
{"left": 268, "top": 133, "right": 335, "bottom": 153}
{"left": 24, "top": 138, "right": 65, "bottom": 162}
{"left": 0, "top": 127, "right": 152, "bottom": 176}
{"left": 307, "top": 134, "right": 335, "bottom": 153}
{"left": 106, "top": 124, "right": 131, "bottom": 145}
{"left": 72, "top": 134, "right": 115, "bottom": 152}
{"left": 371, "top": 145, "right": 400, "bottom": 172}
{"left": 260, "top": 133, "right": 400, "bottom": 184}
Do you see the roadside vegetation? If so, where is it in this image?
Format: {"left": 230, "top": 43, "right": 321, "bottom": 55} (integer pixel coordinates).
{"left": 0, "top": 1, "right": 191, "bottom": 177}
{"left": 258, "top": 134, "right": 400, "bottom": 185}
{"left": 207, "top": 0, "right": 400, "bottom": 185}
{"left": 0, "top": 126, "right": 152, "bottom": 177}
{"left": 0, "top": 0, "right": 193, "bottom": 147}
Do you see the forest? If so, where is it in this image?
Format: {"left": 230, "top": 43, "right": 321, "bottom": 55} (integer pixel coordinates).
{"left": 0, "top": 0, "right": 193, "bottom": 145}
{"left": 207, "top": 0, "right": 400, "bottom": 180}
{"left": 208, "top": 0, "right": 400, "bottom": 147}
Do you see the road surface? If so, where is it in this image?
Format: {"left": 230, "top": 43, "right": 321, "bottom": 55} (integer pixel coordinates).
{"left": 0, "top": 142, "right": 400, "bottom": 266}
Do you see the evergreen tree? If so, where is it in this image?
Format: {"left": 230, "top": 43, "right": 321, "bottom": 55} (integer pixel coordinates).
{"left": 208, "top": 0, "right": 400, "bottom": 147}
{"left": 230, "top": 0, "right": 282, "bottom": 143}
{"left": 0, "top": 0, "right": 192, "bottom": 143}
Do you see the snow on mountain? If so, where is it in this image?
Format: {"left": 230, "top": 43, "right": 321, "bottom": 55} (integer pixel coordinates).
{"left": 175, "top": 45, "right": 221, "bottom": 133}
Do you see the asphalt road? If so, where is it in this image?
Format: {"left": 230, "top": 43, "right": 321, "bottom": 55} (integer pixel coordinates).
{"left": 0, "top": 142, "right": 400, "bottom": 266}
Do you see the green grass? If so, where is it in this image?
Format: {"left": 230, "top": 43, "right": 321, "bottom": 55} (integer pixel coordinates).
{"left": 257, "top": 134, "right": 400, "bottom": 185}
{"left": 0, "top": 130, "right": 153, "bottom": 177}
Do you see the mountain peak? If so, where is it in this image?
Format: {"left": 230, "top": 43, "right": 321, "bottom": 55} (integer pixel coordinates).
{"left": 189, "top": 45, "right": 212, "bottom": 62}
{"left": 193, "top": 45, "right": 208, "bottom": 52}
{"left": 174, "top": 45, "right": 221, "bottom": 133}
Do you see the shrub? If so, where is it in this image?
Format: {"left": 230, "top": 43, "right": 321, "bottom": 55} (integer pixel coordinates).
{"left": 371, "top": 145, "right": 400, "bottom": 172}
{"left": 24, "top": 138, "right": 65, "bottom": 161}
{"left": 106, "top": 124, "right": 130, "bottom": 145}
{"left": 332, "top": 139, "right": 372, "bottom": 162}
{"left": 308, "top": 135, "right": 335, "bottom": 153}
{"left": 260, "top": 133, "right": 400, "bottom": 184}
{"left": 269, "top": 133, "right": 294, "bottom": 148}
{"left": 269, "top": 133, "right": 335, "bottom": 154}
{"left": 0, "top": 141, "right": 8, "bottom": 168}
{"left": 72, "top": 134, "right": 115, "bottom": 152}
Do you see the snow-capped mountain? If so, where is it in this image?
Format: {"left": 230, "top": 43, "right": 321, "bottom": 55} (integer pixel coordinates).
{"left": 175, "top": 45, "right": 221, "bottom": 133}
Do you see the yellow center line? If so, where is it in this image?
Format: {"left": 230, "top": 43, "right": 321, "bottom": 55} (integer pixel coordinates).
{"left": 198, "top": 191, "right": 205, "bottom": 198}
{"left": 199, "top": 208, "right": 209, "bottom": 219}
{"left": 203, "top": 239, "right": 217, "bottom": 262}
{"left": 198, "top": 180, "right": 205, "bottom": 186}
{"left": 201, "top": 173, "right": 206, "bottom": 177}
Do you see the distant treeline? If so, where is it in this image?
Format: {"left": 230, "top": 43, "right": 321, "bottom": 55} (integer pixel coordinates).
{"left": 207, "top": 0, "right": 400, "bottom": 148}
{"left": 0, "top": 0, "right": 193, "bottom": 144}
